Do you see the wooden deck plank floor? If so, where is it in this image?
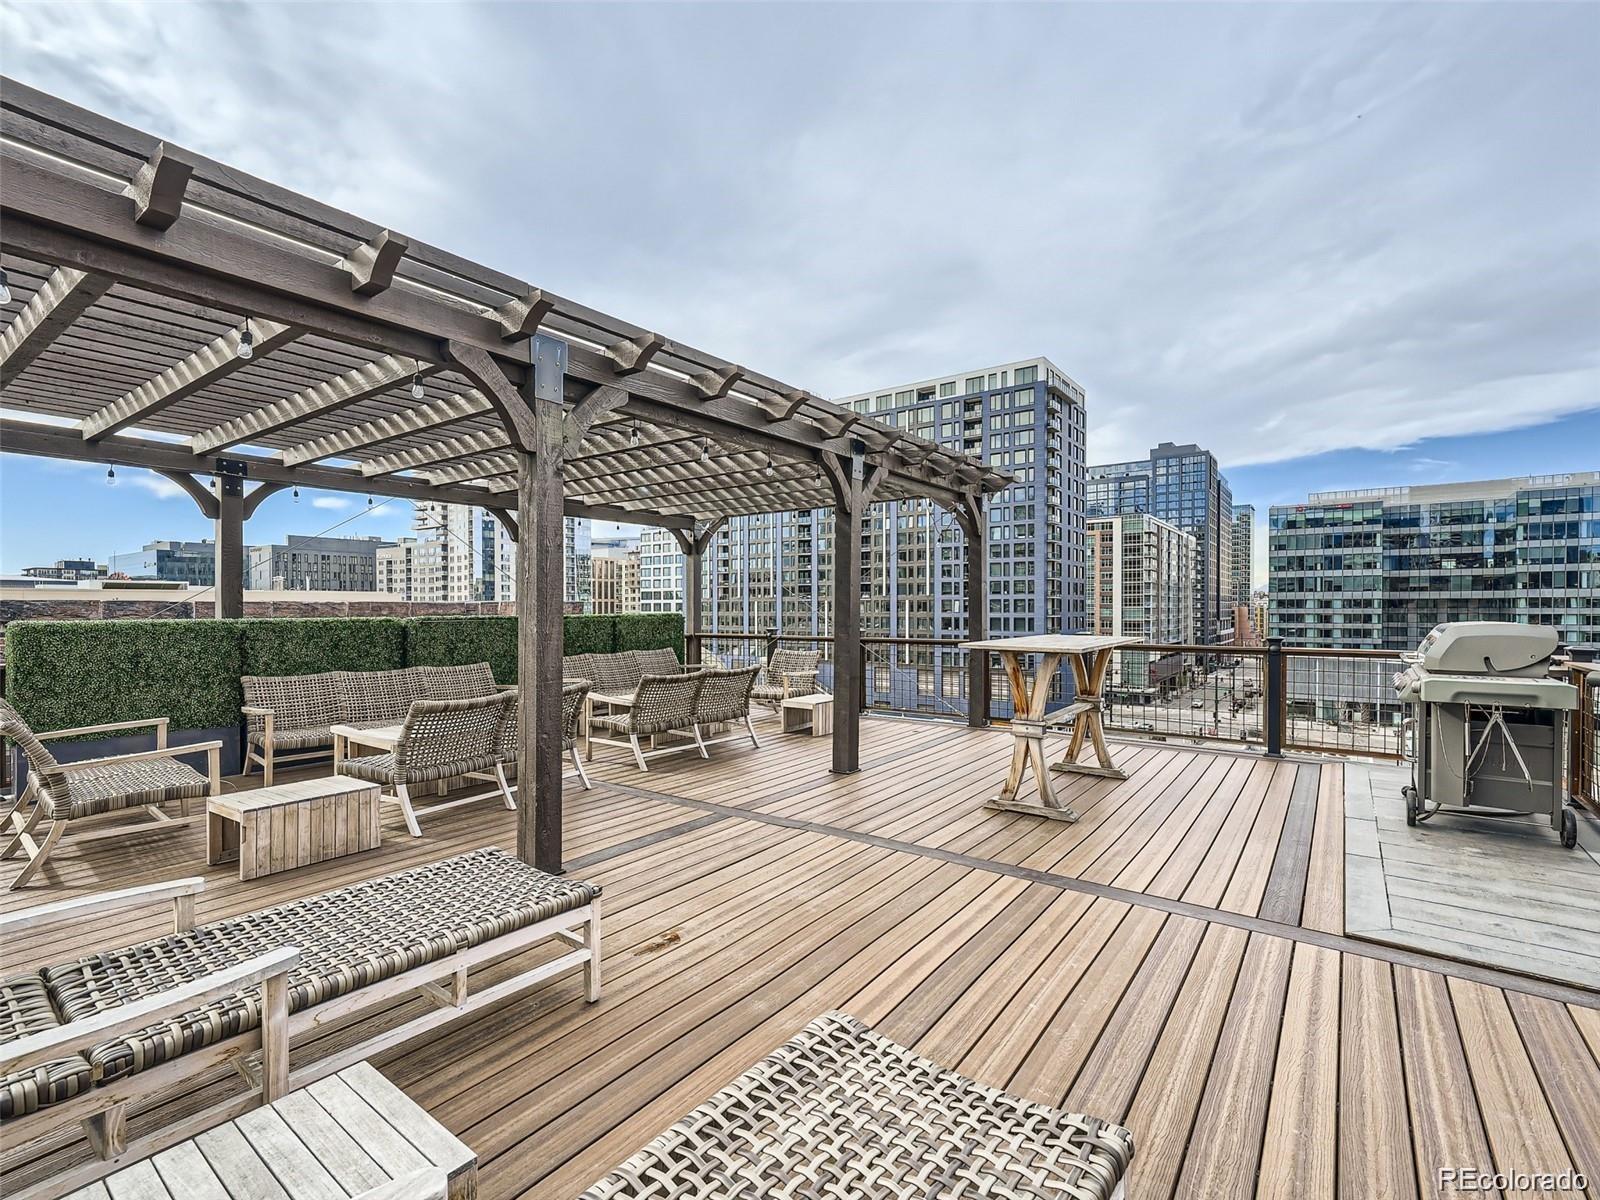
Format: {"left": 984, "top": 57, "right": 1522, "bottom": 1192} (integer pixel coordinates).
{"left": 4, "top": 714, "right": 1597, "bottom": 1199}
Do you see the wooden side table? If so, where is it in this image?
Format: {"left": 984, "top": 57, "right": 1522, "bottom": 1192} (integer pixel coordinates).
{"left": 207, "top": 775, "right": 381, "bottom": 880}
{"left": 781, "top": 693, "right": 834, "bottom": 737}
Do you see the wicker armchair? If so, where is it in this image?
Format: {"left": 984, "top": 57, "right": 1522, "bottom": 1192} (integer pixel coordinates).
{"left": 693, "top": 666, "right": 763, "bottom": 752}
{"left": 0, "top": 699, "right": 221, "bottom": 890}
{"left": 751, "top": 648, "right": 826, "bottom": 709}
{"left": 497, "top": 680, "right": 593, "bottom": 791}
{"left": 590, "top": 673, "right": 705, "bottom": 771}
{"left": 341, "top": 693, "right": 514, "bottom": 837}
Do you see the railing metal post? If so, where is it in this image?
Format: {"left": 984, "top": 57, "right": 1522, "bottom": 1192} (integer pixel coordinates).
{"left": 859, "top": 642, "right": 869, "bottom": 713}
{"left": 764, "top": 626, "right": 779, "bottom": 666}
{"left": 1265, "top": 637, "right": 1285, "bottom": 757}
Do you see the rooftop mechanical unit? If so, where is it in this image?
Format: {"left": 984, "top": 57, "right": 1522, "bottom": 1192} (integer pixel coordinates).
{"left": 1393, "top": 622, "right": 1580, "bottom": 848}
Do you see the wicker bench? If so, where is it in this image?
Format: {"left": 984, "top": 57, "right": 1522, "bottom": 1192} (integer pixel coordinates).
{"left": 581, "top": 1012, "right": 1134, "bottom": 1200}
{"left": 0, "top": 848, "right": 600, "bottom": 1194}
{"left": 242, "top": 663, "right": 508, "bottom": 785}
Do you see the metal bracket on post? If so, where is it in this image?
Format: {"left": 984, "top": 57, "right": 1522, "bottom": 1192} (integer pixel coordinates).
{"left": 530, "top": 334, "right": 567, "bottom": 404}
{"left": 214, "top": 456, "right": 247, "bottom": 498}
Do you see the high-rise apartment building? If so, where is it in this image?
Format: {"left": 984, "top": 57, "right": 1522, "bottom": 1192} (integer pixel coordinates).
{"left": 1088, "top": 442, "right": 1234, "bottom": 644}
{"left": 1231, "top": 505, "right": 1254, "bottom": 608}
{"left": 245, "top": 534, "right": 387, "bottom": 591}
{"left": 1087, "top": 513, "right": 1195, "bottom": 696}
{"left": 591, "top": 549, "right": 641, "bottom": 614}
{"left": 630, "top": 358, "right": 1087, "bottom": 713}
{"left": 1268, "top": 472, "right": 1600, "bottom": 650}
{"left": 375, "top": 536, "right": 447, "bottom": 600}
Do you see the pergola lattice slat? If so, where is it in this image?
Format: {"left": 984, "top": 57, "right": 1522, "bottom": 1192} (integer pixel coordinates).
{"left": 0, "top": 266, "right": 115, "bottom": 386}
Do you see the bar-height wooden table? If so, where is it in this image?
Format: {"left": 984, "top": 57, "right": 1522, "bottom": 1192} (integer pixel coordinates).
{"left": 961, "top": 634, "right": 1138, "bottom": 821}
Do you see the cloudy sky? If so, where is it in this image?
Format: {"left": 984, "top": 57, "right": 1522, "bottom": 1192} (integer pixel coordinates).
{"left": 1, "top": 1, "right": 1596, "bottom": 581}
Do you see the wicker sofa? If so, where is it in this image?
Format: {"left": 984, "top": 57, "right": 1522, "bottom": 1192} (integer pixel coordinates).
{"left": 588, "top": 666, "right": 761, "bottom": 771}
{"left": 242, "top": 662, "right": 509, "bottom": 784}
{"left": 0, "top": 847, "right": 600, "bottom": 1193}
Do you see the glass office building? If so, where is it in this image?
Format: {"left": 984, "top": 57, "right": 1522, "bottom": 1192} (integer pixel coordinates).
{"left": 1268, "top": 472, "right": 1600, "bottom": 651}
{"left": 1088, "top": 442, "right": 1235, "bottom": 644}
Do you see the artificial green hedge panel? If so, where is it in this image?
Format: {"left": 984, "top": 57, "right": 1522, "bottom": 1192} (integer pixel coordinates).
{"left": 240, "top": 618, "right": 406, "bottom": 677}
{"left": 406, "top": 617, "right": 517, "bottom": 683}
{"left": 564, "top": 615, "right": 617, "bottom": 657}
{"left": 4, "top": 619, "right": 243, "bottom": 733}
{"left": 615, "top": 613, "right": 684, "bottom": 658}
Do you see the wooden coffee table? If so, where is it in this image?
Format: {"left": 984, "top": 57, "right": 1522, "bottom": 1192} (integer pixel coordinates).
{"left": 781, "top": 693, "right": 834, "bottom": 737}
{"left": 207, "top": 775, "right": 381, "bottom": 880}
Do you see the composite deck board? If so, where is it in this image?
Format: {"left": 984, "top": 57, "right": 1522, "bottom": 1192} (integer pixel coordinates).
{"left": 3, "top": 717, "right": 1595, "bottom": 1200}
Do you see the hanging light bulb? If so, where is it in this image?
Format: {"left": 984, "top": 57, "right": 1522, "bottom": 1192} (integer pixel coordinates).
{"left": 0, "top": 268, "right": 11, "bottom": 306}
{"left": 107, "top": 466, "right": 116, "bottom": 484}
{"left": 410, "top": 371, "right": 425, "bottom": 400}
{"left": 366, "top": 496, "right": 374, "bottom": 507}
{"left": 701, "top": 439, "right": 711, "bottom": 462}
{"left": 236, "top": 323, "right": 254, "bottom": 360}
{"left": 630, "top": 422, "right": 641, "bottom": 448}
{"left": 293, "top": 487, "right": 300, "bottom": 502}
{"left": 765, "top": 454, "right": 775, "bottom": 478}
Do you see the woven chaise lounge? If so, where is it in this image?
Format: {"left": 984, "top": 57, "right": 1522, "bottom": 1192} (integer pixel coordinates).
{"left": 582, "top": 1012, "right": 1134, "bottom": 1200}
{"left": 0, "top": 700, "right": 222, "bottom": 891}
{"left": 0, "top": 847, "right": 600, "bottom": 1196}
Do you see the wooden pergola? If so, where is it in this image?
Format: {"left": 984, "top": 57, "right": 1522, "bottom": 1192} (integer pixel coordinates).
{"left": 0, "top": 78, "right": 1010, "bottom": 873}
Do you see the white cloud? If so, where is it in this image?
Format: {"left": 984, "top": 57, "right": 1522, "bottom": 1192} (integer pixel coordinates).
{"left": 310, "top": 496, "right": 350, "bottom": 510}
{"left": 1, "top": 2, "right": 1594, "bottom": 477}
{"left": 122, "top": 470, "right": 187, "bottom": 500}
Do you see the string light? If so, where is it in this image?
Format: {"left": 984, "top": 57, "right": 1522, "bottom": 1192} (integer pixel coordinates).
{"left": 293, "top": 487, "right": 300, "bottom": 502}
{"left": 236, "top": 323, "right": 254, "bottom": 360}
{"left": 410, "top": 371, "right": 425, "bottom": 400}
{"left": 764, "top": 454, "right": 776, "bottom": 478}
{"left": 106, "top": 466, "right": 116, "bottom": 484}
{"left": 701, "top": 439, "right": 711, "bottom": 462}
{"left": 630, "top": 422, "right": 641, "bottom": 448}
{"left": 0, "top": 268, "right": 11, "bottom": 306}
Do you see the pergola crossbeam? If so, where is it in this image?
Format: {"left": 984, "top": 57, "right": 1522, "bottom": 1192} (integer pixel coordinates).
{"left": 278, "top": 390, "right": 493, "bottom": 465}
{"left": 80, "top": 316, "right": 301, "bottom": 440}
{"left": 0, "top": 266, "right": 114, "bottom": 387}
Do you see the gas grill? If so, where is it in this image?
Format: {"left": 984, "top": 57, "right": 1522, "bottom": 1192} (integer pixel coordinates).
{"left": 1393, "top": 621, "right": 1580, "bottom": 848}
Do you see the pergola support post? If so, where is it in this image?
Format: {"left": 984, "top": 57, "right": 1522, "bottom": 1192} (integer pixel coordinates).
{"left": 953, "top": 491, "right": 991, "bottom": 727}
{"left": 514, "top": 336, "right": 569, "bottom": 873}
{"left": 822, "top": 447, "right": 887, "bottom": 775}
{"left": 213, "top": 470, "right": 245, "bottom": 620}
{"left": 672, "top": 518, "right": 727, "bottom": 667}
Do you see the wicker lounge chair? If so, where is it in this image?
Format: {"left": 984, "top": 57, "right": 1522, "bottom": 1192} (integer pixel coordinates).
{"left": 497, "top": 680, "right": 593, "bottom": 791}
{"left": 0, "top": 848, "right": 599, "bottom": 1196}
{"left": 751, "top": 647, "right": 826, "bottom": 709}
{"left": 581, "top": 1012, "right": 1134, "bottom": 1200}
{"left": 693, "top": 666, "right": 762, "bottom": 752}
{"left": 590, "top": 673, "right": 705, "bottom": 770}
{"left": 243, "top": 663, "right": 507, "bottom": 784}
{"left": 0, "top": 700, "right": 221, "bottom": 891}
{"left": 341, "top": 692, "right": 515, "bottom": 837}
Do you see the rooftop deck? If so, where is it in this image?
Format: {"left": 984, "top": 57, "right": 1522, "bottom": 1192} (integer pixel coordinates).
{"left": 5, "top": 715, "right": 1598, "bottom": 1198}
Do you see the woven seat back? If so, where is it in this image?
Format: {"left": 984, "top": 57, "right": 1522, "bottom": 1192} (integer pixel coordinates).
{"left": 633, "top": 648, "right": 680, "bottom": 677}
{"left": 423, "top": 662, "right": 500, "bottom": 700}
{"left": 395, "top": 693, "right": 512, "bottom": 779}
{"left": 338, "top": 667, "right": 430, "bottom": 726}
{"left": 589, "top": 652, "right": 642, "bottom": 695}
{"left": 768, "top": 647, "right": 823, "bottom": 679}
{"left": 629, "top": 673, "right": 702, "bottom": 737}
{"left": 694, "top": 666, "right": 760, "bottom": 725}
{"left": 497, "top": 681, "right": 591, "bottom": 755}
{"left": 0, "top": 699, "right": 73, "bottom": 817}
{"left": 243, "top": 671, "right": 342, "bottom": 733}
{"left": 562, "top": 654, "right": 596, "bottom": 684}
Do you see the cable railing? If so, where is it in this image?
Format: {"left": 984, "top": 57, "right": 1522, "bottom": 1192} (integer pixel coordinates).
{"left": 1566, "top": 662, "right": 1600, "bottom": 814}
{"left": 690, "top": 628, "right": 1409, "bottom": 761}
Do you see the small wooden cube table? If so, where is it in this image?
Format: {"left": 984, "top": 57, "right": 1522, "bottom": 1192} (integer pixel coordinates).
{"left": 781, "top": 693, "right": 834, "bottom": 737}
{"left": 961, "top": 634, "right": 1138, "bottom": 822}
{"left": 207, "top": 774, "right": 381, "bottom": 881}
